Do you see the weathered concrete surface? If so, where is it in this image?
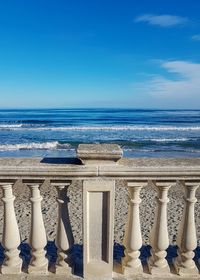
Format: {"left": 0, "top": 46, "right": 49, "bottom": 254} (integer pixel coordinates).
{"left": 83, "top": 179, "right": 115, "bottom": 279}
{"left": 119, "top": 157, "right": 200, "bottom": 167}
{"left": 0, "top": 157, "right": 200, "bottom": 180}
{"left": 77, "top": 144, "right": 123, "bottom": 165}
{"left": 0, "top": 157, "right": 98, "bottom": 180}
{"left": 1, "top": 157, "right": 200, "bottom": 168}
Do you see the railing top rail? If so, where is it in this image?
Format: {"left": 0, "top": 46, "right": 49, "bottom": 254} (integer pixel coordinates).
{"left": 1, "top": 157, "right": 200, "bottom": 167}
{"left": 0, "top": 157, "right": 200, "bottom": 181}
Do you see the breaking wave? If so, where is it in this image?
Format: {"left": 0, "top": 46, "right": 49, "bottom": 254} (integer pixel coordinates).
{"left": 148, "top": 138, "right": 189, "bottom": 142}
{"left": 0, "top": 141, "right": 70, "bottom": 151}
{"left": 0, "top": 124, "right": 23, "bottom": 129}
{"left": 1, "top": 124, "right": 200, "bottom": 131}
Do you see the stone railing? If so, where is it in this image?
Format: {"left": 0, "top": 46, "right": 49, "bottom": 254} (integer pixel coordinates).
{"left": 0, "top": 144, "right": 200, "bottom": 279}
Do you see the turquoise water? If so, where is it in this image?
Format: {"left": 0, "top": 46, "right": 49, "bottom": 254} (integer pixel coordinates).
{"left": 0, "top": 108, "right": 200, "bottom": 157}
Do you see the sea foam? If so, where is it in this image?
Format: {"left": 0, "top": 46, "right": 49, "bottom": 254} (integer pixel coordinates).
{"left": 1, "top": 125, "right": 200, "bottom": 131}
{"left": 0, "top": 141, "right": 70, "bottom": 151}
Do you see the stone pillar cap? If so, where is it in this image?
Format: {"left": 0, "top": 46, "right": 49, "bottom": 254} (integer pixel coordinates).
{"left": 77, "top": 144, "right": 123, "bottom": 165}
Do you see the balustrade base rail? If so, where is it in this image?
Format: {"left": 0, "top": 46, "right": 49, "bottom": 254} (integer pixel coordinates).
{"left": 0, "top": 243, "right": 199, "bottom": 278}
{"left": 0, "top": 273, "right": 199, "bottom": 280}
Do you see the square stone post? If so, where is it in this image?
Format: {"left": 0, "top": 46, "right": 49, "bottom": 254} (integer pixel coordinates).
{"left": 77, "top": 144, "right": 123, "bottom": 280}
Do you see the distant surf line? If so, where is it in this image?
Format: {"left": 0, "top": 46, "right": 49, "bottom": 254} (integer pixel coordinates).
{"left": 1, "top": 124, "right": 200, "bottom": 131}
{"left": 0, "top": 138, "right": 195, "bottom": 151}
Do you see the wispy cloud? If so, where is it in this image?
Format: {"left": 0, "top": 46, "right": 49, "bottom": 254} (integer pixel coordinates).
{"left": 135, "top": 14, "right": 188, "bottom": 27}
{"left": 134, "top": 60, "right": 200, "bottom": 102}
{"left": 191, "top": 34, "right": 200, "bottom": 41}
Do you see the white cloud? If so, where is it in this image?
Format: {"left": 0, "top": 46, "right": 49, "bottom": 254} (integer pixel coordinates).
{"left": 134, "top": 60, "right": 200, "bottom": 103}
{"left": 135, "top": 14, "right": 188, "bottom": 27}
{"left": 191, "top": 34, "right": 200, "bottom": 41}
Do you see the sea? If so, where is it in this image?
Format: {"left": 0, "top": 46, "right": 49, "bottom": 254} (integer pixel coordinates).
{"left": 0, "top": 108, "right": 200, "bottom": 158}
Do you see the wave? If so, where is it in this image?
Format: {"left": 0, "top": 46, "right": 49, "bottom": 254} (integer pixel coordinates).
{"left": 0, "top": 141, "right": 70, "bottom": 151}
{"left": 148, "top": 138, "right": 189, "bottom": 142}
{"left": 47, "top": 125, "right": 200, "bottom": 131}
{"left": 1, "top": 124, "right": 200, "bottom": 131}
{"left": 0, "top": 124, "right": 23, "bottom": 128}
{"left": 0, "top": 139, "right": 199, "bottom": 154}
{"left": 0, "top": 123, "right": 46, "bottom": 129}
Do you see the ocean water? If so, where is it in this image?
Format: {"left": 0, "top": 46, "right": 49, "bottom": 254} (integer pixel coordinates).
{"left": 0, "top": 108, "right": 200, "bottom": 158}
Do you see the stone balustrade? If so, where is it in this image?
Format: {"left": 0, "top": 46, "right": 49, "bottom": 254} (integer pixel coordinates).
{"left": 0, "top": 144, "right": 200, "bottom": 279}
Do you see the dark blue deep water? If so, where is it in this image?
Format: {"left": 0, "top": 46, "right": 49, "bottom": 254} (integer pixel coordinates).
{"left": 0, "top": 108, "right": 200, "bottom": 157}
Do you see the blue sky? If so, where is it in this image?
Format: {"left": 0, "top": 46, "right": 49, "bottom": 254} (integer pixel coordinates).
{"left": 0, "top": 0, "right": 200, "bottom": 108}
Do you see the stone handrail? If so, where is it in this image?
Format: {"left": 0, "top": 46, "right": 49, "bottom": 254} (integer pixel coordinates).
{"left": 0, "top": 144, "right": 200, "bottom": 279}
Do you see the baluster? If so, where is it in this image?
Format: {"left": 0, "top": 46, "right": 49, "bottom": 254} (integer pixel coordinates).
{"left": 27, "top": 183, "right": 48, "bottom": 274}
{"left": 174, "top": 181, "right": 199, "bottom": 275}
{"left": 52, "top": 181, "right": 74, "bottom": 274}
{"left": 0, "top": 183, "right": 22, "bottom": 274}
{"left": 122, "top": 182, "right": 144, "bottom": 276}
{"left": 148, "top": 182, "right": 171, "bottom": 275}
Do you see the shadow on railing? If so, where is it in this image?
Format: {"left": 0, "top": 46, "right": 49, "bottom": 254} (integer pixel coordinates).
{"left": 1, "top": 242, "right": 200, "bottom": 277}
{"left": 40, "top": 158, "right": 82, "bottom": 165}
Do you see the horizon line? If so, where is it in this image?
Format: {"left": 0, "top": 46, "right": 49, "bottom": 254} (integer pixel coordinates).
{"left": 0, "top": 107, "right": 199, "bottom": 111}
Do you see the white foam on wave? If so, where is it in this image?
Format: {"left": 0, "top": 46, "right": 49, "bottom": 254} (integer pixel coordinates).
{"left": 0, "top": 124, "right": 23, "bottom": 128}
{"left": 0, "top": 141, "right": 70, "bottom": 151}
{"left": 149, "top": 138, "right": 189, "bottom": 142}
{"left": 1, "top": 125, "right": 200, "bottom": 131}
{"left": 52, "top": 125, "right": 200, "bottom": 131}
